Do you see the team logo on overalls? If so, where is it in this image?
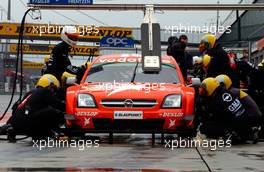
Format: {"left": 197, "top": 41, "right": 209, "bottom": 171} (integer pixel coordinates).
{"left": 222, "top": 93, "right": 232, "bottom": 102}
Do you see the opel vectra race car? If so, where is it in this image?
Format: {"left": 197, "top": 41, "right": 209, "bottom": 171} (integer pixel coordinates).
{"left": 65, "top": 54, "right": 196, "bottom": 134}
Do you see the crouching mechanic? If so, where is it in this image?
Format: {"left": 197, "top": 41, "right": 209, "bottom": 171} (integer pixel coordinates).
{"left": 199, "top": 77, "right": 261, "bottom": 143}
{"left": 215, "top": 74, "right": 262, "bottom": 140}
{"left": 6, "top": 74, "right": 65, "bottom": 141}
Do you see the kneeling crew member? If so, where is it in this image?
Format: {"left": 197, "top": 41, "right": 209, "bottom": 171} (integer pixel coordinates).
{"left": 8, "top": 74, "right": 65, "bottom": 140}
{"left": 199, "top": 77, "right": 261, "bottom": 143}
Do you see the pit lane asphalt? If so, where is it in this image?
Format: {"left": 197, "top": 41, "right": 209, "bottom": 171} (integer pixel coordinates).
{"left": 0, "top": 95, "right": 264, "bottom": 172}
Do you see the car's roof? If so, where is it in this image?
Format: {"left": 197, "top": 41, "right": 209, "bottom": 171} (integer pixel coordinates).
{"left": 93, "top": 54, "right": 176, "bottom": 65}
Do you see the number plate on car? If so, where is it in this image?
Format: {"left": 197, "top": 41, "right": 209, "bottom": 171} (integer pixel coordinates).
{"left": 114, "top": 111, "right": 143, "bottom": 119}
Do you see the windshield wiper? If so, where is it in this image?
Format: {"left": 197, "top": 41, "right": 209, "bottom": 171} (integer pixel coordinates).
{"left": 162, "top": 63, "right": 176, "bottom": 69}
{"left": 131, "top": 61, "right": 139, "bottom": 83}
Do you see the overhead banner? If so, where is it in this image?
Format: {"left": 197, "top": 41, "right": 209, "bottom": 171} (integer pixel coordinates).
{"left": 29, "top": 0, "right": 93, "bottom": 5}
{"left": 23, "top": 62, "right": 44, "bottom": 69}
{"left": 4, "top": 58, "right": 45, "bottom": 69}
{"left": 9, "top": 44, "right": 99, "bottom": 56}
{"left": 0, "top": 23, "right": 133, "bottom": 41}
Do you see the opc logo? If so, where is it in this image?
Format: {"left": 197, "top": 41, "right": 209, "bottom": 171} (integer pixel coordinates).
{"left": 100, "top": 36, "right": 134, "bottom": 48}
{"left": 106, "top": 37, "right": 129, "bottom": 46}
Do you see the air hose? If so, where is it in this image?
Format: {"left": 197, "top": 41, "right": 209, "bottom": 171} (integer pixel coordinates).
{"left": 0, "top": 8, "right": 34, "bottom": 121}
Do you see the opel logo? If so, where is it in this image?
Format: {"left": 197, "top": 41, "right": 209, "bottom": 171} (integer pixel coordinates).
{"left": 222, "top": 93, "right": 232, "bottom": 102}
{"left": 124, "top": 99, "right": 133, "bottom": 108}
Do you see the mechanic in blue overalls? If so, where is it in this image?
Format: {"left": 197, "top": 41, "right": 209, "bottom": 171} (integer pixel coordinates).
{"left": 199, "top": 77, "right": 262, "bottom": 143}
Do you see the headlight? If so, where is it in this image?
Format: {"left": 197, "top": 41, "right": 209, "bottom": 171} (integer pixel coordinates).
{"left": 162, "top": 95, "right": 182, "bottom": 108}
{"left": 78, "top": 94, "right": 96, "bottom": 108}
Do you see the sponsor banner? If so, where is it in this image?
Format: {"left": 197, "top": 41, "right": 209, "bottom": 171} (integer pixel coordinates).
{"left": 29, "top": 0, "right": 93, "bottom": 5}
{"left": 23, "top": 62, "right": 44, "bottom": 69}
{"left": 8, "top": 44, "right": 99, "bottom": 56}
{"left": 0, "top": 23, "right": 133, "bottom": 41}
{"left": 100, "top": 36, "right": 135, "bottom": 48}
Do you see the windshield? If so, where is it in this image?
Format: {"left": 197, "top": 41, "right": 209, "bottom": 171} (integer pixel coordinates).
{"left": 85, "top": 62, "right": 180, "bottom": 83}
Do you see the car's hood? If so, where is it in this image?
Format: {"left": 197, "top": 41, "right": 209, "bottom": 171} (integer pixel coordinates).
{"left": 77, "top": 82, "right": 184, "bottom": 99}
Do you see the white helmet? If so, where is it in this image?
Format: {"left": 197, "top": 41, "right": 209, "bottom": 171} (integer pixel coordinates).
{"left": 193, "top": 56, "right": 202, "bottom": 65}
{"left": 61, "top": 26, "right": 79, "bottom": 46}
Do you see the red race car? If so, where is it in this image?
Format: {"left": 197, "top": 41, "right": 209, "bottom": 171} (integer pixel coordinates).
{"left": 65, "top": 54, "right": 198, "bottom": 135}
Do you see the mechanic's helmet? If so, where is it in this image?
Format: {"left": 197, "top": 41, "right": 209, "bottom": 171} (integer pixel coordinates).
{"left": 61, "top": 26, "right": 79, "bottom": 46}
{"left": 202, "top": 54, "right": 212, "bottom": 70}
{"left": 43, "top": 55, "right": 50, "bottom": 63}
{"left": 200, "top": 77, "right": 220, "bottom": 96}
{"left": 61, "top": 72, "right": 76, "bottom": 88}
{"left": 215, "top": 74, "right": 232, "bottom": 89}
{"left": 36, "top": 74, "right": 60, "bottom": 89}
{"left": 199, "top": 34, "right": 217, "bottom": 53}
{"left": 193, "top": 56, "right": 202, "bottom": 65}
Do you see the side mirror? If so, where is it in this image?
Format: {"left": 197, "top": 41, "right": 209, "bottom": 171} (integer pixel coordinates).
{"left": 66, "top": 77, "right": 78, "bottom": 86}
{"left": 188, "top": 78, "right": 201, "bottom": 87}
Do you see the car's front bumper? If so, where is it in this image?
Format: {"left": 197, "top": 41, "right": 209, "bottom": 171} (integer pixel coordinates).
{"left": 65, "top": 109, "right": 194, "bottom": 132}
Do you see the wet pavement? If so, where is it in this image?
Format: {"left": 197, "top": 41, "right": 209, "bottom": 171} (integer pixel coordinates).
{"left": 0, "top": 95, "right": 264, "bottom": 172}
{"left": 0, "top": 135, "right": 264, "bottom": 172}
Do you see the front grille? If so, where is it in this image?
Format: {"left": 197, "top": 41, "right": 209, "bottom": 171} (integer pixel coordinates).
{"left": 92, "top": 118, "right": 165, "bottom": 130}
{"left": 100, "top": 99, "right": 157, "bottom": 108}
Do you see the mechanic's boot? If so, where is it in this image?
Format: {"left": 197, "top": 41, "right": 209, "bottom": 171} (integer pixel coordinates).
{"left": 7, "top": 127, "right": 16, "bottom": 143}
{"left": 0, "top": 124, "right": 11, "bottom": 135}
{"left": 251, "top": 126, "right": 261, "bottom": 144}
{"left": 224, "top": 131, "right": 242, "bottom": 145}
{"left": 223, "top": 131, "right": 232, "bottom": 141}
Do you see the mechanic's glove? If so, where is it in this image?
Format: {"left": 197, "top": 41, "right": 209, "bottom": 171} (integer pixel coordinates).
{"left": 81, "top": 62, "right": 91, "bottom": 69}
{"left": 75, "top": 66, "right": 86, "bottom": 83}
